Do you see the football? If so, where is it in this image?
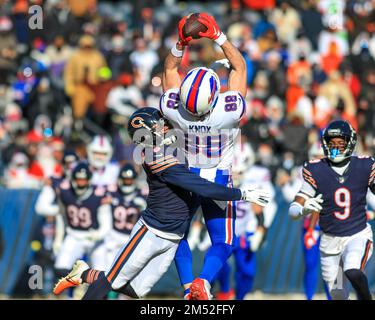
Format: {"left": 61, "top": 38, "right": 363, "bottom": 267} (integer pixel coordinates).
{"left": 182, "top": 13, "right": 208, "bottom": 39}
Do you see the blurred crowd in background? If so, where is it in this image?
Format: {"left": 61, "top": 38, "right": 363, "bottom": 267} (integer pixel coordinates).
{"left": 0, "top": 0, "right": 375, "bottom": 191}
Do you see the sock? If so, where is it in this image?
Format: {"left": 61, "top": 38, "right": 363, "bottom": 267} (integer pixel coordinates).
{"left": 235, "top": 272, "right": 254, "bottom": 300}
{"left": 184, "top": 288, "right": 190, "bottom": 298}
{"left": 216, "top": 261, "right": 231, "bottom": 293}
{"left": 234, "top": 247, "right": 256, "bottom": 300}
{"left": 345, "top": 269, "right": 372, "bottom": 300}
{"left": 81, "top": 269, "right": 104, "bottom": 284}
{"left": 302, "top": 231, "right": 319, "bottom": 300}
{"left": 82, "top": 272, "right": 112, "bottom": 300}
{"left": 200, "top": 243, "right": 233, "bottom": 283}
{"left": 174, "top": 239, "right": 194, "bottom": 286}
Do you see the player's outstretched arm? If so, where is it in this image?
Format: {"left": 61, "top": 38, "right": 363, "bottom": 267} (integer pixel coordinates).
{"left": 159, "top": 163, "right": 270, "bottom": 206}
{"left": 162, "top": 17, "right": 192, "bottom": 92}
{"left": 35, "top": 183, "right": 59, "bottom": 217}
{"left": 197, "top": 13, "right": 247, "bottom": 97}
{"left": 162, "top": 42, "right": 184, "bottom": 92}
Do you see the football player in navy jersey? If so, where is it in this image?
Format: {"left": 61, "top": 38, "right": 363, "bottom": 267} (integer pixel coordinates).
{"left": 90, "top": 163, "right": 146, "bottom": 272}
{"left": 35, "top": 151, "right": 79, "bottom": 218}
{"left": 53, "top": 107, "right": 270, "bottom": 299}
{"left": 53, "top": 162, "right": 112, "bottom": 289}
{"left": 35, "top": 151, "right": 79, "bottom": 258}
{"left": 289, "top": 120, "right": 374, "bottom": 300}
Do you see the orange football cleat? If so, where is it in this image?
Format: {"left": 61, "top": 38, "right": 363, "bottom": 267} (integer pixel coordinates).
{"left": 189, "top": 278, "right": 213, "bottom": 300}
{"left": 53, "top": 260, "right": 89, "bottom": 295}
{"left": 216, "top": 289, "right": 235, "bottom": 300}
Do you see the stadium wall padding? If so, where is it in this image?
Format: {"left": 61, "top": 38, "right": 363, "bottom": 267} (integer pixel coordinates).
{"left": 0, "top": 188, "right": 41, "bottom": 295}
{"left": 0, "top": 188, "right": 375, "bottom": 297}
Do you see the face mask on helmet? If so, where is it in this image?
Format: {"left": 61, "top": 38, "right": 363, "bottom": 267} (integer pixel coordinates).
{"left": 118, "top": 165, "right": 138, "bottom": 195}
{"left": 118, "top": 178, "right": 136, "bottom": 194}
{"left": 179, "top": 67, "right": 221, "bottom": 118}
{"left": 129, "top": 108, "right": 176, "bottom": 148}
{"left": 71, "top": 164, "right": 92, "bottom": 196}
{"left": 72, "top": 178, "right": 91, "bottom": 196}
{"left": 87, "top": 135, "right": 113, "bottom": 169}
{"left": 322, "top": 121, "right": 357, "bottom": 163}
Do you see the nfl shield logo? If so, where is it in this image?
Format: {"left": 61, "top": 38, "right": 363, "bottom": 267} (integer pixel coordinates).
{"left": 339, "top": 177, "right": 345, "bottom": 183}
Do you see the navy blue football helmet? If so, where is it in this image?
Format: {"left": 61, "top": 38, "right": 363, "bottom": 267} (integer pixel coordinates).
{"left": 127, "top": 107, "right": 174, "bottom": 147}
{"left": 118, "top": 163, "right": 138, "bottom": 195}
{"left": 71, "top": 162, "right": 92, "bottom": 196}
{"left": 322, "top": 120, "right": 357, "bottom": 163}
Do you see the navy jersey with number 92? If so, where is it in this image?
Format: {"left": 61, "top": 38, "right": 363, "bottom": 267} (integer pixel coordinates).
{"left": 108, "top": 188, "right": 144, "bottom": 234}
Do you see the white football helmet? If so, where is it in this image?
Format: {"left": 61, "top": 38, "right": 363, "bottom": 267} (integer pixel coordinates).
{"left": 87, "top": 135, "right": 113, "bottom": 169}
{"left": 179, "top": 67, "right": 221, "bottom": 117}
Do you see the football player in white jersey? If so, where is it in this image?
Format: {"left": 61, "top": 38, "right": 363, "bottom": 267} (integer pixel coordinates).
{"left": 87, "top": 135, "right": 120, "bottom": 187}
{"left": 160, "top": 12, "right": 250, "bottom": 299}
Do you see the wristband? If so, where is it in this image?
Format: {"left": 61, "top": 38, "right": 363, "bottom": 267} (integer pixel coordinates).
{"left": 215, "top": 33, "right": 227, "bottom": 46}
{"left": 171, "top": 43, "right": 184, "bottom": 58}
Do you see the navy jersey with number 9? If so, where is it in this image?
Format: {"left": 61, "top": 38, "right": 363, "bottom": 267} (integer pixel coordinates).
{"left": 302, "top": 156, "right": 375, "bottom": 236}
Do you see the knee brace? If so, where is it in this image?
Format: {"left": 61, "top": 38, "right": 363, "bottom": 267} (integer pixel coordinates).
{"left": 344, "top": 269, "right": 372, "bottom": 300}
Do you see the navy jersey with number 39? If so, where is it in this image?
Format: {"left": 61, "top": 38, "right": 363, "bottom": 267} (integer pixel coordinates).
{"left": 57, "top": 180, "right": 105, "bottom": 231}
{"left": 303, "top": 156, "right": 375, "bottom": 236}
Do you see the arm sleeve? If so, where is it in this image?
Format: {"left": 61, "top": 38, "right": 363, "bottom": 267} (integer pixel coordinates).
{"left": 160, "top": 164, "right": 242, "bottom": 201}
{"left": 95, "top": 204, "right": 112, "bottom": 239}
{"left": 35, "top": 185, "right": 60, "bottom": 217}
{"left": 53, "top": 213, "right": 65, "bottom": 255}
{"left": 288, "top": 201, "right": 304, "bottom": 220}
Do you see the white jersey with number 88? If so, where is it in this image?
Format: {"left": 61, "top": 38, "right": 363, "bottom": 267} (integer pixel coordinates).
{"left": 159, "top": 88, "right": 246, "bottom": 170}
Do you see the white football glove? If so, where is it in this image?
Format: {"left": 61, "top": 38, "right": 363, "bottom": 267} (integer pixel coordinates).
{"left": 241, "top": 189, "right": 271, "bottom": 207}
{"left": 302, "top": 194, "right": 323, "bottom": 216}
